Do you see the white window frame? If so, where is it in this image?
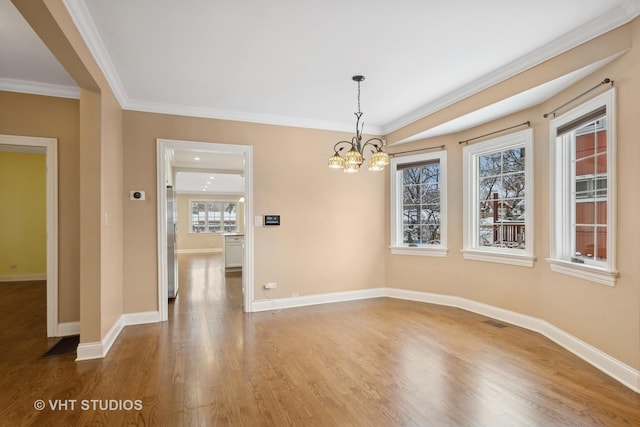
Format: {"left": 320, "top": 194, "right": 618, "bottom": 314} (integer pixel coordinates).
{"left": 547, "top": 88, "right": 617, "bottom": 286}
{"left": 462, "top": 129, "right": 535, "bottom": 267}
{"left": 390, "top": 151, "right": 448, "bottom": 257}
{"left": 190, "top": 199, "right": 238, "bottom": 234}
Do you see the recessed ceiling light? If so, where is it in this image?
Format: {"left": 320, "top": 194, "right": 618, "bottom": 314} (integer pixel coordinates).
{"left": 206, "top": 181, "right": 211, "bottom": 184}
{"left": 194, "top": 157, "right": 200, "bottom": 161}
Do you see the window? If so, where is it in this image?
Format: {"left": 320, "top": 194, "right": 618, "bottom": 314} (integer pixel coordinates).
{"left": 548, "top": 89, "right": 617, "bottom": 286}
{"left": 390, "top": 151, "right": 447, "bottom": 256}
{"left": 463, "top": 129, "right": 534, "bottom": 266}
{"left": 191, "top": 201, "right": 238, "bottom": 233}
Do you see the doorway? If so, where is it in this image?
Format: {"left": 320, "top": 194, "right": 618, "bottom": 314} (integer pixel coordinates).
{"left": 0, "top": 134, "right": 58, "bottom": 337}
{"left": 156, "top": 138, "right": 254, "bottom": 320}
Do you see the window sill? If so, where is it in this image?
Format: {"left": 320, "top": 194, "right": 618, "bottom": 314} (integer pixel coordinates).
{"left": 546, "top": 258, "right": 618, "bottom": 287}
{"left": 461, "top": 249, "right": 536, "bottom": 267}
{"left": 390, "top": 246, "right": 448, "bottom": 257}
{"left": 188, "top": 231, "right": 226, "bottom": 235}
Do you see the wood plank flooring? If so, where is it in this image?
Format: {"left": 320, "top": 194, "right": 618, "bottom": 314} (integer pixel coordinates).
{"left": 1, "top": 254, "right": 639, "bottom": 426}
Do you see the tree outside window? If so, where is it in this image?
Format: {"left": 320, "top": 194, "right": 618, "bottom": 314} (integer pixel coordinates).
{"left": 191, "top": 201, "right": 237, "bottom": 233}
{"left": 390, "top": 151, "right": 447, "bottom": 257}
{"left": 402, "top": 160, "right": 441, "bottom": 246}
{"left": 462, "top": 128, "right": 534, "bottom": 267}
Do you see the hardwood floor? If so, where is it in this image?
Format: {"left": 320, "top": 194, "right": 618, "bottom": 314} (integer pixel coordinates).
{"left": 1, "top": 254, "right": 639, "bottom": 425}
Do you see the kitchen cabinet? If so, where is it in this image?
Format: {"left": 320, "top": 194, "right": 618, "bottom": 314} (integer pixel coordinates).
{"left": 224, "top": 234, "right": 244, "bottom": 270}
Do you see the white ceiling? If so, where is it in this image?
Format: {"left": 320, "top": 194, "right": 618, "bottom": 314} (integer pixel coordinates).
{"left": 0, "top": 0, "right": 78, "bottom": 98}
{"left": 2, "top": 0, "right": 640, "bottom": 140}
{"left": 170, "top": 148, "right": 245, "bottom": 195}
{"left": 175, "top": 171, "right": 244, "bottom": 195}
{"left": 171, "top": 149, "right": 244, "bottom": 171}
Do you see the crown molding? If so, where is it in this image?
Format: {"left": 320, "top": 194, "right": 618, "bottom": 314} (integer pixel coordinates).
{"left": 0, "top": 77, "right": 79, "bottom": 99}
{"left": 62, "top": 0, "right": 128, "bottom": 107}
{"left": 124, "top": 99, "right": 383, "bottom": 134}
{"left": 382, "top": 2, "right": 640, "bottom": 135}
{"left": 393, "top": 52, "right": 623, "bottom": 144}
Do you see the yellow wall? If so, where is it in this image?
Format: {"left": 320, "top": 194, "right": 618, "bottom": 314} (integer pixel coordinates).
{"left": 176, "top": 193, "right": 245, "bottom": 251}
{"left": 0, "top": 151, "right": 46, "bottom": 277}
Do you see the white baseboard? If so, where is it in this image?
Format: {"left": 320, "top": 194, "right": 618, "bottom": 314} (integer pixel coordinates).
{"left": 251, "top": 288, "right": 386, "bottom": 312}
{"left": 251, "top": 286, "right": 640, "bottom": 393}
{"left": 76, "top": 316, "right": 124, "bottom": 361}
{"left": 75, "top": 311, "right": 163, "bottom": 361}
{"left": 56, "top": 321, "right": 80, "bottom": 337}
{"left": 75, "top": 341, "right": 104, "bottom": 361}
{"left": 541, "top": 319, "right": 640, "bottom": 393}
{"left": 122, "top": 310, "right": 162, "bottom": 325}
{"left": 176, "top": 248, "right": 222, "bottom": 254}
{"left": 0, "top": 273, "right": 47, "bottom": 282}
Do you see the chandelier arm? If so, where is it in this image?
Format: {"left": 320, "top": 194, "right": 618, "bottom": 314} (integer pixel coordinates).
{"left": 333, "top": 140, "right": 354, "bottom": 152}
{"left": 361, "top": 137, "right": 385, "bottom": 154}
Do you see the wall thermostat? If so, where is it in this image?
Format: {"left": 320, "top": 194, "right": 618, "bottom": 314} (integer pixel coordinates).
{"left": 264, "top": 215, "right": 280, "bottom": 226}
{"left": 130, "top": 190, "right": 145, "bottom": 201}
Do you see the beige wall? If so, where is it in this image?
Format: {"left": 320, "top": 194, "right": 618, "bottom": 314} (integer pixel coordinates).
{"left": 0, "top": 90, "right": 80, "bottom": 323}
{"left": 384, "top": 18, "right": 640, "bottom": 369}
{"left": 99, "top": 90, "right": 124, "bottom": 337}
{"left": 176, "top": 193, "right": 245, "bottom": 251}
{"left": 122, "top": 112, "right": 387, "bottom": 312}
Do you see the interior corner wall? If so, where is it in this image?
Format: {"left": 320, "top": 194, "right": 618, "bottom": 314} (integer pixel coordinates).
{"left": 78, "top": 89, "right": 102, "bottom": 343}
{"left": 122, "top": 111, "right": 387, "bottom": 314}
{"left": 99, "top": 91, "right": 124, "bottom": 337}
{"left": 0, "top": 90, "right": 80, "bottom": 323}
{"left": 384, "top": 18, "right": 640, "bottom": 370}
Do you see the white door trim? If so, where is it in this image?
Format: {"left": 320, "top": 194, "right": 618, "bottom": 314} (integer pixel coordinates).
{"left": 156, "top": 138, "right": 254, "bottom": 320}
{"left": 0, "top": 134, "right": 59, "bottom": 337}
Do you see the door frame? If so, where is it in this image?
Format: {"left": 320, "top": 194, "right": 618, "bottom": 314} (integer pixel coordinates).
{"left": 0, "top": 134, "right": 59, "bottom": 337}
{"left": 156, "top": 138, "right": 254, "bottom": 320}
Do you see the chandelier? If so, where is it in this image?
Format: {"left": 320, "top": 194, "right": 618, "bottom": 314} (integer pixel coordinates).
{"left": 328, "top": 75, "right": 389, "bottom": 173}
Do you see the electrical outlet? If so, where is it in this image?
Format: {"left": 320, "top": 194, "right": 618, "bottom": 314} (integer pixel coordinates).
{"left": 264, "top": 282, "right": 277, "bottom": 289}
{"left": 291, "top": 292, "right": 299, "bottom": 297}
{"left": 10, "top": 264, "right": 17, "bottom": 270}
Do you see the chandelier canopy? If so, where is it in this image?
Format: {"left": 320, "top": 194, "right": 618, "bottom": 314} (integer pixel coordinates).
{"left": 328, "top": 75, "right": 389, "bottom": 173}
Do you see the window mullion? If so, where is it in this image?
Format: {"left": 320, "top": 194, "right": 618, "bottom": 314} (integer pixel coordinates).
{"left": 569, "top": 133, "right": 577, "bottom": 259}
